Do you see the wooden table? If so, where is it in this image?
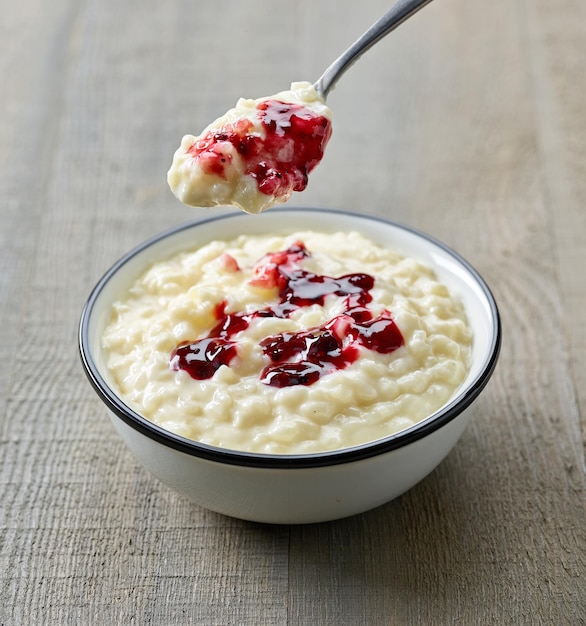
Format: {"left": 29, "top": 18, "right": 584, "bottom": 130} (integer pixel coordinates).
{"left": 1, "top": 0, "right": 584, "bottom": 623}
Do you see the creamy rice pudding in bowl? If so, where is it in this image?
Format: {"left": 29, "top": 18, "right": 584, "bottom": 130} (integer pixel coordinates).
{"left": 79, "top": 208, "right": 500, "bottom": 524}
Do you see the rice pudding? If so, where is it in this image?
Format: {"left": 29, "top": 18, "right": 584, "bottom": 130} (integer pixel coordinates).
{"left": 102, "top": 230, "right": 472, "bottom": 454}
{"left": 167, "top": 82, "right": 332, "bottom": 214}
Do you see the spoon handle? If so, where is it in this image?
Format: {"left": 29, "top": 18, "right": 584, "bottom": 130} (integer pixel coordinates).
{"left": 314, "top": 0, "right": 434, "bottom": 99}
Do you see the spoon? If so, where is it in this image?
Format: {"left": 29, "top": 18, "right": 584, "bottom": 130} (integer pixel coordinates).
{"left": 168, "top": 0, "right": 435, "bottom": 213}
{"left": 314, "top": 0, "right": 434, "bottom": 100}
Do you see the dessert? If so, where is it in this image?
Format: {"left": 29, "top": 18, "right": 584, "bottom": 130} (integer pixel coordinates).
{"left": 167, "top": 82, "right": 332, "bottom": 214}
{"left": 102, "top": 231, "right": 472, "bottom": 454}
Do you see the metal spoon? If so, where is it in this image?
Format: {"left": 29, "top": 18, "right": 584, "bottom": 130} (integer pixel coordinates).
{"left": 314, "top": 0, "right": 434, "bottom": 100}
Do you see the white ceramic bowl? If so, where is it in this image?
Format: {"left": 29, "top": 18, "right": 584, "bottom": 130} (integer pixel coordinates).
{"left": 79, "top": 208, "right": 501, "bottom": 524}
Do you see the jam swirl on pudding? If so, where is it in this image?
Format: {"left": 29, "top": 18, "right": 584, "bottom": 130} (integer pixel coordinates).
{"left": 171, "top": 242, "right": 403, "bottom": 388}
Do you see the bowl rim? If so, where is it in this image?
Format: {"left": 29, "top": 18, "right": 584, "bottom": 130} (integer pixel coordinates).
{"left": 79, "top": 207, "right": 501, "bottom": 469}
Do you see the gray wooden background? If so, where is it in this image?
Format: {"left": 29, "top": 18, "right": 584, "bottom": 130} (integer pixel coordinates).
{"left": 1, "top": 0, "right": 584, "bottom": 623}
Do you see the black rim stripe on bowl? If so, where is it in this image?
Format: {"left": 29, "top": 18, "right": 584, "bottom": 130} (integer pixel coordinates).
{"left": 79, "top": 208, "right": 502, "bottom": 469}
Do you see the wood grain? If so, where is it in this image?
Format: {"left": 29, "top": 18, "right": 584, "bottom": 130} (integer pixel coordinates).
{"left": 1, "top": 0, "right": 584, "bottom": 624}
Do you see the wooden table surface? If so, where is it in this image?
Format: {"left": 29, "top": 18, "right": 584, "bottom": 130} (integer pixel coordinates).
{"left": 1, "top": 0, "right": 585, "bottom": 623}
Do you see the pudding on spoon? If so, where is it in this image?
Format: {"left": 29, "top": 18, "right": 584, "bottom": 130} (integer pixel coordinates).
{"left": 167, "top": 0, "right": 433, "bottom": 214}
{"left": 167, "top": 82, "right": 332, "bottom": 214}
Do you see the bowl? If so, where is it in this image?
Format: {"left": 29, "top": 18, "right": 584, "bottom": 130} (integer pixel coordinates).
{"left": 79, "top": 207, "right": 501, "bottom": 524}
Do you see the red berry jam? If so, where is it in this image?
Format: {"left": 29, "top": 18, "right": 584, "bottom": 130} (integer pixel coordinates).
{"left": 187, "top": 100, "right": 332, "bottom": 198}
{"left": 170, "top": 337, "right": 238, "bottom": 380}
{"left": 171, "top": 242, "right": 404, "bottom": 388}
